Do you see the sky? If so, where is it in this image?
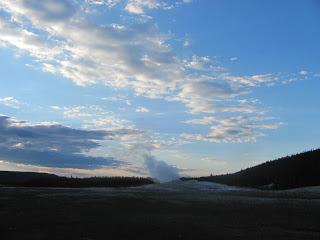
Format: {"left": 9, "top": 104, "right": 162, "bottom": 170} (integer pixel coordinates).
{"left": 0, "top": 0, "right": 319, "bottom": 180}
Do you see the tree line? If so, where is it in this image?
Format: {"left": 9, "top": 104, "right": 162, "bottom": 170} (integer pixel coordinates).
{"left": 187, "top": 148, "right": 320, "bottom": 190}
{"left": 0, "top": 171, "right": 154, "bottom": 188}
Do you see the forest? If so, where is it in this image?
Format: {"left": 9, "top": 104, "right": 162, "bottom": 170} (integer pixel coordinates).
{"left": 190, "top": 149, "right": 320, "bottom": 190}
{"left": 0, "top": 171, "right": 154, "bottom": 188}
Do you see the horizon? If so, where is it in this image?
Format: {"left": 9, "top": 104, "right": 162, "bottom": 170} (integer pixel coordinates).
{"left": 0, "top": 0, "right": 320, "bottom": 181}
{"left": 2, "top": 147, "right": 320, "bottom": 179}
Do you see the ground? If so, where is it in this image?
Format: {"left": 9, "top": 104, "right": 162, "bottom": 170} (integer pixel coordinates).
{"left": 1, "top": 181, "right": 320, "bottom": 240}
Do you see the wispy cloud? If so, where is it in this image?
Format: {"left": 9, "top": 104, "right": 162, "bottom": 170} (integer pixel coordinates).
{"left": 182, "top": 116, "right": 282, "bottom": 143}
{"left": 50, "top": 105, "right": 135, "bottom": 130}
{"left": 0, "top": 1, "right": 277, "bottom": 101}
{"left": 86, "top": 0, "right": 121, "bottom": 7}
{"left": 299, "top": 70, "right": 308, "bottom": 76}
{"left": 0, "top": 97, "right": 24, "bottom": 109}
{"left": 88, "top": 0, "right": 191, "bottom": 15}
{"left": 136, "top": 106, "right": 149, "bottom": 113}
{"left": 230, "top": 57, "right": 238, "bottom": 62}
{"left": 0, "top": 0, "right": 298, "bottom": 145}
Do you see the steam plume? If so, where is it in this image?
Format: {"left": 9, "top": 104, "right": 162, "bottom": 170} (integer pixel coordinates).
{"left": 144, "top": 155, "right": 179, "bottom": 182}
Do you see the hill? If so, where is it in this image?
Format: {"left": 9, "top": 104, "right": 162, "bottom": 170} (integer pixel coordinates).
{"left": 0, "top": 171, "right": 154, "bottom": 188}
{"left": 192, "top": 149, "right": 320, "bottom": 190}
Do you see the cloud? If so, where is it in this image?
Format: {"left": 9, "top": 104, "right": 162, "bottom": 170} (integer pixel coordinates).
{"left": 125, "top": 0, "right": 162, "bottom": 14}
{"left": 299, "top": 70, "right": 308, "bottom": 76}
{"left": 48, "top": 104, "right": 183, "bottom": 163}
{"left": 0, "top": 115, "right": 140, "bottom": 169}
{"left": 123, "top": 0, "right": 192, "bottom": 15}
{"left": 0, "top": 1, "right": 186, "bottom": 96}
{"left": 0, "top": 1, "right": 280, "bottom": 104}
{"left": 0, "top": 97, "right": 24, "bottom": 109}
{"left": 173, "top": 79, "right": 251, "bottom": 114}
{"left": 144, "top": 154, "right": 179, "bottom": 182}
{"left": 20, "top": 0, "right": 76, "bottom": 22}
{"left": 182, "top": 116, "right": 281, "bottom": 143}
{"left": 136, "top": 106, "right": 149, "bottom": 113}
{"left": 224, "top": 74, "right": 278, "bottom": 87}
{"left": 184, "top": 55, "right": 212, "bottom": 70}
{"left": 167, "top": 72, "right": 279, "bottom": 114}
{"left": 50, "top": 105, "right": 135, "bottom": 130}
{"left": 0, "top": 0, "right": 294, "bottom": 144}
{"left": 86, "top": 0, "right": 121, "bottom": 7}
{"left": 0, "top": 147, "right": 119, "bottom": 169}
{"left": 183, "top": 39, "right": 190, "bottom": 48}
{"left": 50, "top": 105, "right": 62, "bottom": 110}
{"left": 0, "top": 19, "right": 61, "bottom": 60}
{"left": 86, "top": 0, "right": 191, "bottom": 14}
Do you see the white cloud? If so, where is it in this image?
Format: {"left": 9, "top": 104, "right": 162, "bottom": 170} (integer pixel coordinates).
{"left": 86, "top": 0, "right": 121, "bottom": 7}
{"left": 299, "top": 70, "right": 308, "bottom": 76}
{"left": 0, "top": 97, "right": 24, "bottom": 109}
{"left": 183, "top": 39, "right": 190, "bottom": 48}
{"left": 224, "top": 74, "right": 278, "bottom": 87}
{"left": 184, "top": 116, "right": 219, "bottom": 125}
{"left": 124, "top": 0, "right": 189, "bottom": 15}
{"left": 182, "top": 115, "right": 281, "bottom": 143}
{"left": 0, "top": 19, "right": 62, "bottom": 60}
{"left": 0, "top": 1, "right": 280, "bottom": 110}
{"left": 85, "top": 0, "right": 191, "bottom": 14}
{"left": 136, "top": 106, "right": 150, "bottom": 113}
{"left": 171, "top": 77, "right": 254, "bottom": 114}
{"left": 125, "top": 0, "right": 158, "bottom": 14}
{"left": 50, "top": 105, "right": 62, "bottom": 110}
{"left": 184, "top": 55, "right": 211, "bottom": 70}
{"left": 0, "top": 0, "right": 293, "bottom": 144}
{"left": 62, "top": 106, "right": 93, "bottom": 119}
{"left": 51, "top": 105, "right": 135, "bottom": 130}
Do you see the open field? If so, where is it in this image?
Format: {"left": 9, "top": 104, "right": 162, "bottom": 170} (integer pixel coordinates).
{"left": 1, "top": 181, "right": 320, "bottom": 240}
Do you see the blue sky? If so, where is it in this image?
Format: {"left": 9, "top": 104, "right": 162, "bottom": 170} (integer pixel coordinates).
{"left": 0, "top": 0, "right": 319, "bottom": 179}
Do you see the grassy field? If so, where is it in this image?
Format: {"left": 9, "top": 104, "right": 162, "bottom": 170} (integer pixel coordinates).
{"left": 1, "top": 185, "right": 320, "bottom": 240}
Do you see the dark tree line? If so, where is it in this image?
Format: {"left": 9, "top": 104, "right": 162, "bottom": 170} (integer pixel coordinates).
{"left": 188, "top": 148, "right": 320, "bottom": 190}
{"left": 0, "top": 171, "right": 154, "bottom": 188}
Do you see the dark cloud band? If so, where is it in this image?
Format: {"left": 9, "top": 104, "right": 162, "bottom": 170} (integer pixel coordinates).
{"left": 0, "top": 115, "right": 134, "bottom": 169}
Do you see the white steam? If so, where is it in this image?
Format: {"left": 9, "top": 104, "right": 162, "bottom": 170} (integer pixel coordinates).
{"left": 144, "top": 155, "right": 180, "bottom": 182}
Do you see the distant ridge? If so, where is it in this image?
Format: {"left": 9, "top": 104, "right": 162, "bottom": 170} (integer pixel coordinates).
{"left": 0, "top": 171, "right": 154, "bottom": 188}
{"left": 191, "top": 149, "right": 320, "bottom": 190}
